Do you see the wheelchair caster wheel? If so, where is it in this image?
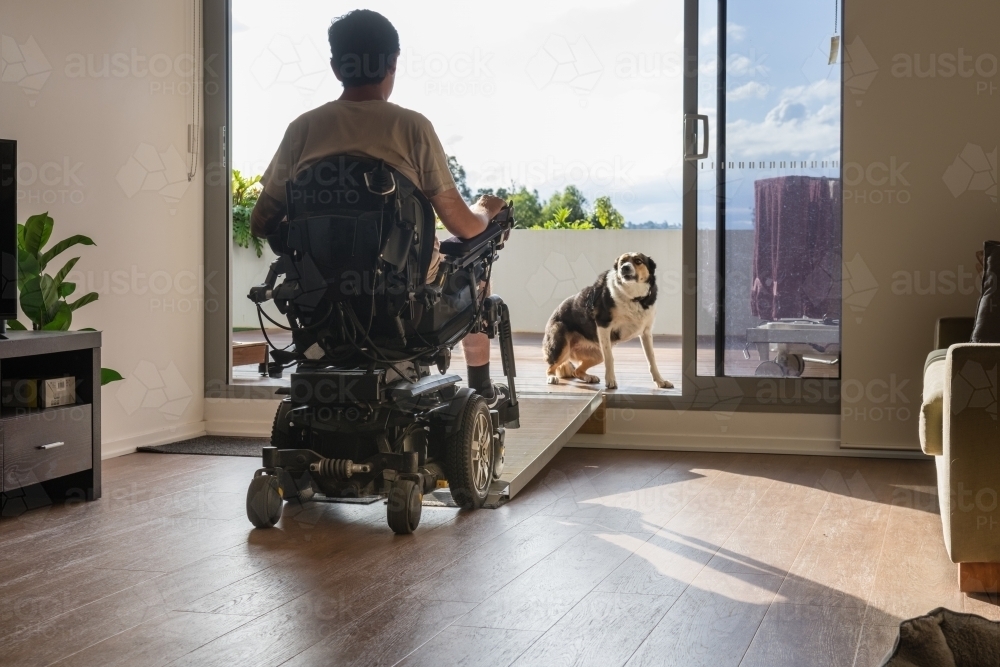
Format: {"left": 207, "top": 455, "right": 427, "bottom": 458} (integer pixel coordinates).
{"left": 246, "top": 475, "right": 283, "bottom": 529}
{"left": 387, "top": 479, "right": 422, "bottom": 535}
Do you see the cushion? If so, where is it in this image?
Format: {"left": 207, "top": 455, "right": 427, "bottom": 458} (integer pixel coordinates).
{"left": 971, "top": 240, "right": 1000, "bottom": 342}
{"left": 920, "top": 349, "right": 947, "bottom": 456}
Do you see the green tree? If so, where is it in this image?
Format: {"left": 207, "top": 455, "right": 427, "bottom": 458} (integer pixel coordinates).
{"left": 447, "top": 155, "right": 473, "bottom": 202}
{"left": 589, "top": 196, "right": 625, "bottom": 229}
{"left": 541, "top": 185, "right": 588, "bottom": 225}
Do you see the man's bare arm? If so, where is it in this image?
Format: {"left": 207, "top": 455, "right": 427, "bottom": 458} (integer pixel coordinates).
{"left": 250, "top": 190, "right": 286, "bottom": 238}
{"left": 430, "top": 189, "right": 505, "bottom": 240}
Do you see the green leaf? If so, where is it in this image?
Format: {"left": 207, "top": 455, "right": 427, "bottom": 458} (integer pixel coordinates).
{"left": 17, "top": 247, "right": 40, "bottom": 290}
{"left": 53, "top": 256, "right": 80, "bottom": 286}
{"left": 39, "top": 235, "right": 95, "bottom": 270}
{"left": 19, "top": 275, "right": 59, "bottom": 326}
{"left": 41, "top": 302, "right": 72, "bottom": 331}
{"left": 101, "top": 368, "right": 124, "bottom": 385}
{"left": 78, "top": 327, "right": 97, "bottom": 331}
{"left": 58, "top": 281, "right": 76, "bottom": 297}
{"left": 16, "top": 223, "right": 25, "bottom": 251}
{"left": 6, "top": 319, "right": 26, "bottom": 331}
{"left": 22, "top": 213, "right": 54, "bottom": 257}
{"left": 68, "top": 291, "right": 99, "bottom": 311}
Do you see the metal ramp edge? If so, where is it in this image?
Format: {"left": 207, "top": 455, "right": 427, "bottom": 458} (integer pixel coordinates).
{"left": 484, "top": 392, "right": 603, "bottom": 508}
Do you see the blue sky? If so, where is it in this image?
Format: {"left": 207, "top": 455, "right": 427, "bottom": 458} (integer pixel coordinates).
{"left": 232, "top": 0, "right": 841, "bottom": 228}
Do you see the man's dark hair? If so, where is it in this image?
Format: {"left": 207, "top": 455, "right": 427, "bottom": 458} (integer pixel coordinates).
{"left": 328, "top": 10, "right": 400, "bottom": 88}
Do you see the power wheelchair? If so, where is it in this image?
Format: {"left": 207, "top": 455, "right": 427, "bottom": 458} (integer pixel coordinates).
{"left": 244, "top": 155, "right": 520, "bottom": 534}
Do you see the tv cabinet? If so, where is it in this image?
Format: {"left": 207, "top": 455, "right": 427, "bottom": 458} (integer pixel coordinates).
{"left": 0, "top": 330, "right": 101, "bottom": 516}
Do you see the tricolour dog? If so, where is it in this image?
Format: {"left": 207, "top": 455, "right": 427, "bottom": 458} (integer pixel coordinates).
{"left": 543, "top": 252, "right": 673, "bottom": 390}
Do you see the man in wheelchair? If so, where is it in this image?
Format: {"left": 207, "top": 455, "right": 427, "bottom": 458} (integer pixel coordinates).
{"left": 244, "top": 9, "right": 519, "bottom": 534}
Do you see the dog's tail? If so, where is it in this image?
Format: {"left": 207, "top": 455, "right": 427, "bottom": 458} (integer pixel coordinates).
{"left": 543, "top": 323, "right": 567, "bottom": 367}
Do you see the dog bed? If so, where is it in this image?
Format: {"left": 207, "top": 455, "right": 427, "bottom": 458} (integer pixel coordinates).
{"left": 880, "top": 607, "right": 1000, "bottom": 666}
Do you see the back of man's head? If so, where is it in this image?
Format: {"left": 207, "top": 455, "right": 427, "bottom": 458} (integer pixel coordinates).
{"left": 328, "top": 10, "right": 400, "bottom": 88}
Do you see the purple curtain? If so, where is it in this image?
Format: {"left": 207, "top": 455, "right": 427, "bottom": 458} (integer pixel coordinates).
{"left": 750, "top": 176, "right": 842, "bottom": 321}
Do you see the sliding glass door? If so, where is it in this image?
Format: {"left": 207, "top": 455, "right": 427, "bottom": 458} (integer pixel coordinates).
{"left": 682, "top": 0, "right": 842, "bottom": 410}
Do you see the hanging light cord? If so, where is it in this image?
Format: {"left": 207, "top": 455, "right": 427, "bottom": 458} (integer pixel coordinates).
{"left": 188, "top": 0, "right": 203, "bottom": 181}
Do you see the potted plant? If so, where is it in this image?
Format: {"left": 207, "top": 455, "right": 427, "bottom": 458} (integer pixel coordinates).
{"left": 10, "top": 212, "right": 123, "bottom": 385}
{"left": 232, "top": 170, "right": 264, "bottom": 257}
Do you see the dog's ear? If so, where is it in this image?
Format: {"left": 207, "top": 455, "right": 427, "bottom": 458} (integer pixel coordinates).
{"left": 613, "top": 255, "right": 621, "bottom": 271}
{"left": 645, "top": 255, "right": 656, "bottom": 274}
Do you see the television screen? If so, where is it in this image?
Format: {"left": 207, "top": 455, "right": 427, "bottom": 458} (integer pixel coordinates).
{"left": 0, "top": 140, "right": 15, "bottom": 320}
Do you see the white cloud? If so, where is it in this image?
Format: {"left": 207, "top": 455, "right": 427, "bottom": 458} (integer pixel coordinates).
{"left": 780, "top": 78, "right": 841, "bottom": 103}
{"left": 728, "top": 81, "right": 770, "bottom": 100}
{"left": 726, "top": 100, "right": 840, "bottom": 159}
{"left": 700, "top": 22, "right": 748, "bottom": 47}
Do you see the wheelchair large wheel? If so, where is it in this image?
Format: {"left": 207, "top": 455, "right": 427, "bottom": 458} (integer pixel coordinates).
{"left": 445, "top": 395, "right": 494, "bottom": 509}
{"left": 246, "top": 475, "right": 283, "bottom": 528}
{"left": 387, "top": 479, "right": 422, "bottom": 535}
{"left": 271, "top": 400, "right": 292, "bottom": 449}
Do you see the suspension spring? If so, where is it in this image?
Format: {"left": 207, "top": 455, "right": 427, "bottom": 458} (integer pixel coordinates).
{"left": 309, "top": 458, "right": 372, "bottom": 479}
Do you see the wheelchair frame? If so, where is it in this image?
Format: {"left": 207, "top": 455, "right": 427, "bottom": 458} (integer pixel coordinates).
{"left": 244, "top": 156, "right": 519, "bottom": 534}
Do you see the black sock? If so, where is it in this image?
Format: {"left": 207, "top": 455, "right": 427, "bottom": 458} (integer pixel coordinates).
{"left": 467, "top": 363, "right": 492, "bottom": 394}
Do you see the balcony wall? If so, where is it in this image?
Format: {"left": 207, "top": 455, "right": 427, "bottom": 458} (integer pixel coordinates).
{"left": 232, "top": 229, "right": 758, "bottom": 338}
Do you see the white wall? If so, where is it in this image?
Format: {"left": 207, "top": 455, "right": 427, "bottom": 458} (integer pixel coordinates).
{"left": 232, "top": 228, "right": 685, "bottom": 334}
{"left": 492, "top": 229, "right": 682, "bottom": 335}
{"left": 841, "top": 1, "right": 1000, "bottom": 449}
{"left": 1, "top": 0, "right": 207, "bottom": 456}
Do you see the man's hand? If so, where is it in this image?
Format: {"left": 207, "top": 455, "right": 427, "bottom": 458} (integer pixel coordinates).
{"left": 472, "top": 194, "right": 507, "bottom": 221}
{"left": 431, "top": 188, "right": 495, "bottom": 240}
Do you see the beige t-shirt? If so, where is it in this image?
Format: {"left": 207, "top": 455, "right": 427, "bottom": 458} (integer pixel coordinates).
{"left": 260, "top": 99, "right": 456, "bottom": 204}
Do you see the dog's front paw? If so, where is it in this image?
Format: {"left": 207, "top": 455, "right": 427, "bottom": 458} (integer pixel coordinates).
{"left": 547, "top": 375, "right": 560, "bottom": 385}
{"left": 579, "top": 373, "right": 600, "bottom": 384}
{"left": 605, "top": 376, "right": 618, "bottom": 390}
{"left": 654, "top": 378, "right": 674, "bottom": 389}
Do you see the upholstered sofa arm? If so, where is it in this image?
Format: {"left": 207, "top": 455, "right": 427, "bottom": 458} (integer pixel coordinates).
{"left": 939, "top": 343, "right": 1000, "bottom": 562}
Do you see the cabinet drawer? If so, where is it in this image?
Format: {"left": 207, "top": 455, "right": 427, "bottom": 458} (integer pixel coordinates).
{"left": 2, "top": 405, "right": 92, "bottom": 491}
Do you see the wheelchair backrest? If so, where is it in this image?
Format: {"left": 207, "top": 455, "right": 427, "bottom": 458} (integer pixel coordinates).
{"left": 284, "top": 155, "right": 437, "bottom": 297}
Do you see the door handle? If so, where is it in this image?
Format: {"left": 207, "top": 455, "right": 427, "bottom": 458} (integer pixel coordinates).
{"left": 38, "top": 441, "right": 65, "bottom": 450}
{"left": 684, "top": 114, "right": 709, "bottom": 161}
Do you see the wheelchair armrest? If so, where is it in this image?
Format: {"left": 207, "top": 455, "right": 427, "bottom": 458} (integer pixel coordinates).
{"left": 439, "top": 222, "right": 503, "bottom": 263}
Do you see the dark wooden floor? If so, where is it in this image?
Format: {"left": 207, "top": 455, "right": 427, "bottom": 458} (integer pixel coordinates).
{"left": 0, "top": 449, "right": 985, "bottom": 667}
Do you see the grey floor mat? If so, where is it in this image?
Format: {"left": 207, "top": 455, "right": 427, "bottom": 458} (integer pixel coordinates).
{"left": 138, "top": 435, "right": 268, "bottom": 457}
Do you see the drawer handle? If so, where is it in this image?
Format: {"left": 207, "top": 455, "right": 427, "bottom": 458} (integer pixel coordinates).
{"left": 38, "top": 441, "right": 66, "bottom": 450}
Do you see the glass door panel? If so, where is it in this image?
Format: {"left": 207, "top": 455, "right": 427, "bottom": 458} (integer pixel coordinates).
{"left": 692, "top": 0, "right": 842, "bottom": 379}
